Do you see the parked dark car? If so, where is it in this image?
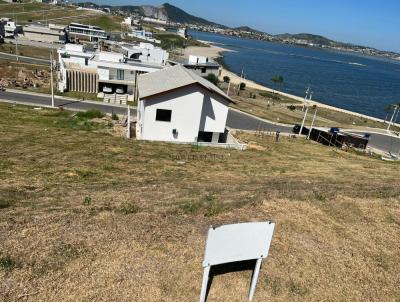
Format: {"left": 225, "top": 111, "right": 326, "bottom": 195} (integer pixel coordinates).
{"left": 330, "top": 127, "right": 340, "bottom": 134}
{"left": 292, "top": 124, "right": 309, "bottom": 135}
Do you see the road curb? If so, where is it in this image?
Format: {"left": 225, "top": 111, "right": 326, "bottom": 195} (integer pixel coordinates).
{"left": 5, "top": 89, "right": 135, "bottom": 109}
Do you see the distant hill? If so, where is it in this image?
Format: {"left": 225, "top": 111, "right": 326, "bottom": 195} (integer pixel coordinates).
{"left": 234, "top": 26, "right": 263, "bottom": 33}
{"left": 274, "top": 33, "right": 348, "bottom": 47}
{"left": 76, "top": 2, "right": 225, "bottom": 27}
{"left": 160, "top": 3, "right": 224, "bottom": 26}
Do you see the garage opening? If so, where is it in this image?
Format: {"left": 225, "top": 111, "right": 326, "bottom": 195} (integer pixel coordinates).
{"left": 197, "top": 131, "right": 213, "bottom": 142}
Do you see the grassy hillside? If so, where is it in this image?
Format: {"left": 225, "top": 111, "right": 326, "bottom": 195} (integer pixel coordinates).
{"left": 0, "top": 104, "right": 399, "bottom": 301}
{"left": 0, "top": 3, "right": 97, "bottom": 24}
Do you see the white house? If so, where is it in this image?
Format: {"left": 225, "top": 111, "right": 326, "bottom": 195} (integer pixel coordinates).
{"left": 128, "top": 29, "right": 160, "bottom": 44}
{"left": 136, "top": 65, "right": 234, "bottom": 144}
{"left": 121, "top": 42, "right": 169, "bottom": 65}
{"left": 57, "top": 44, "right": 166, "bottom": 103}
{"left": 1, "top": 19, "right": 22, "bottom": 38}
{"left": 68, "top": 23, "right": 107, "bottom": 42}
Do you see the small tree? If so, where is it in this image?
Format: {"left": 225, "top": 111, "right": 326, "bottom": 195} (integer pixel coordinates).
{"left": 239, "top": 82, "right": 246, "bottom": 90}
{"left": 223, "top": 76, "right": 230, "bottom": 83}
{"left": 271, "top": 75, "right": 284, "bottom": 91}
{"left": 204, "top": 73, "right": 219, "bottom": 86}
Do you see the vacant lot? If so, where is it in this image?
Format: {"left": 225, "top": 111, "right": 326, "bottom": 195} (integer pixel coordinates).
{"left": 0, "top": 3, "right": 96, "bottom": 24}
{"left": 0, "top": 43, "right": 53, "bottom": 60}
{"left": 0, "top": 104, "right": 399, "bottom": 301}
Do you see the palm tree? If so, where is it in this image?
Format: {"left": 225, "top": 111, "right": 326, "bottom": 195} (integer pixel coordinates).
{"left": 271, "top": 75, "right": 284, "bottom": 91}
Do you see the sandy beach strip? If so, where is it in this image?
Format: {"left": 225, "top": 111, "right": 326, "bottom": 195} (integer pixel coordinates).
{"left": 183, "top": 43, "right": 398, "bottom": 126}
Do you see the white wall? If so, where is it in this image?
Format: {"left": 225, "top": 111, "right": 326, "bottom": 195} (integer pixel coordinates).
{"left": 141, "top": 86, "right": 204, "bottom": 143}
{"left": 199, "top": 88, "right": 229, "bottom": 133}
{"left": 97, "top": 67, "right": 109, "bottom": 81}
{"left": 98, "top": 52, "right": 124, "bottom": 63}
{"left": 65, "top": 44, "right": 83, "bottom": 52}
{"left": 139, "top": 84, "right": 229, "bottom": 143}
{"left": 189, "top": 55, "right": 208, "bottom": 64}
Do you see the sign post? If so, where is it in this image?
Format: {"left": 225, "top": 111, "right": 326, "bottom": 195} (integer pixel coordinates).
{"left": 200, "top": 221, "right": 276, "bottom": 302}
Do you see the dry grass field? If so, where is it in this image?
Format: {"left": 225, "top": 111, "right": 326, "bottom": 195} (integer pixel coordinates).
{"left": 0, "top": 3, "right": 96, "bottom": 24}
{"left": 0, "top": 44, "right": 54, "bottom": 60}
{"left": 0, "top": 103, "right": 400, "bottom": 301}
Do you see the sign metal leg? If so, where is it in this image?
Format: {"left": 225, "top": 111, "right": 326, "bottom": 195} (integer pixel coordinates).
{"left": 248, "top": 259, "right": 262, "bottom": 301}
{"left": 199, "top": 266, "right": 211, "bottom": 302}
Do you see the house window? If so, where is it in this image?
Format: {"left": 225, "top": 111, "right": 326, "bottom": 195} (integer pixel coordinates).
{"left": 117, "top": 69, "right": 124, "bottom": 80}
{"left": 156, "top": 109, "right": 172, "bottom": 122}
{"left": 201, "top": 68, "right": 207, "bottom": 74}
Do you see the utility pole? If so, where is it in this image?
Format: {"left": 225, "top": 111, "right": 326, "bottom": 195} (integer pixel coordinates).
{"left": 15, "top": 36, "right": 18, "bottom": 61}
{"left": 307, "top": 107, "right": 318, "bottom": 140}
{"left": 127, "top": 105, "right": 131, "bottom": 138}
{"left": 302, "top": 86, "right": 310, "bottom": 111}
{"left": 299, "top": 89, "right": 312, "bottom": 137}
{"left": 387, "top": 105, "right": 398, "bottom": 132}
{"left": 50, "top": 44, "right": 55, "bottom": 108}
{"left": 394, "top": 104, "right": 400, "bottom": 125}
{"left": 15, "top": 16, "right": 18, "bottom": 62}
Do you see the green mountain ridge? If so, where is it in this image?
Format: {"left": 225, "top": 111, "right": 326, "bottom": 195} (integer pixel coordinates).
{"left": 161, "top": 3, "right": 225, "bottom": 27}
{"left": 234, "top": 26, "right": 264, "bottom": 33}
{"left": 275, "top": 33, "right": 334, "bottom": 45}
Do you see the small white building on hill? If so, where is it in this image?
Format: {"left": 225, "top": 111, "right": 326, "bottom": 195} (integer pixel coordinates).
{"left": 136, "top": 65, "right": 234, "bottom": 144}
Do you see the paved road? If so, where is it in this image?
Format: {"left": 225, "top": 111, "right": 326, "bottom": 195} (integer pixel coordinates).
{"left": 349, "top": 131, "right": 400, "bottom": 155}
{"left": 0, "top": 90, "right": 398, "bottom": 154}
{"left": 227, "top": 109, "right": 292, "bottom": 133}
{"left": 0, "top": 90, "right": 293, "bottom": 132}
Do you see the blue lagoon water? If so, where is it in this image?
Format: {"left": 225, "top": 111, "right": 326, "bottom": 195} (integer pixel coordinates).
{"left": 190, "top": 30, "right": 400, "bottom": 119}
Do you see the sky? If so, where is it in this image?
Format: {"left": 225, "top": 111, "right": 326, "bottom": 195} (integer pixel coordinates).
{"left": 81, "top": 0, "right": 400, "bottom": 52}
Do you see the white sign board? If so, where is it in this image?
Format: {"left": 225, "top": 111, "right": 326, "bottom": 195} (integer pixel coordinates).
{"left": 203, "top": 222, "right": 275, "bottom": 267}
{"left": 200, "top": 221, "right": 276, "bottom": 302}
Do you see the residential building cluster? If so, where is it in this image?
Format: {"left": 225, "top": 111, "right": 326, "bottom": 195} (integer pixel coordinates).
{"left": 122, "top": 15, "right": 188, "bottom": 43}
{"left": 57, "top": 42, "right": 167, "bottom": 103}
{"left": 0, "top": 18, "right": 108, "bottom": 44}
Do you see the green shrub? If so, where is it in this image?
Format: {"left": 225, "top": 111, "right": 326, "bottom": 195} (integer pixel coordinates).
{"left": 223, "top": 76, "right": 230, "bottom": 83}
{"left": 204, "top": 73, "right": 219, "bottom": 86}
{"left": 111, "top": 112, "right": 119, "bottom": 121}
{"left": 83, "top": 196, "right": 92, "bottom": 206}
{"left": 76, "top": 109, "right": 105, "bottom": 119}
{"left": 239, "top": 82, "right": 246, "bottom": 90}
{"left": 0, "top": 255, "right": 17, "bottom": 272}
{"left": 118, "top": 202, "right": 139, "bottom": 215}
{"left": 287, "top": 105, "right": 296, "bottom": 111}
{"left": 0, "top": 199, "right": 12, "bottom": 209}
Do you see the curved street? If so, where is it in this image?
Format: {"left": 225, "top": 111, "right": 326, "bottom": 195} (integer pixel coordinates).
{"left": 0, "top": 89, "right": 398, "bottom": 154}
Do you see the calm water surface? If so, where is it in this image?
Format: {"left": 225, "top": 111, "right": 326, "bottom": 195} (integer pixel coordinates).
{"left": 190, "top": 30, "right": 400, "bottom": 119}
